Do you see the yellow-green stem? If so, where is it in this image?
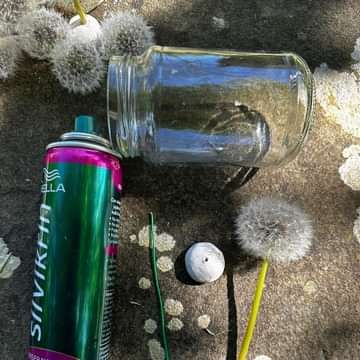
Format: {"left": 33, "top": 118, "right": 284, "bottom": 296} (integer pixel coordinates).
{"left": 73, "top": 0, "right": 87, "bottom": 24}
{"left": 238, "top": 258, "right": 270, "bottom": 360}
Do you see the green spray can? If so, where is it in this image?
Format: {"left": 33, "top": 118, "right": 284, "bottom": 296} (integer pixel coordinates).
{"left": 28, "top": 116, "right": 122, "bottom": 360}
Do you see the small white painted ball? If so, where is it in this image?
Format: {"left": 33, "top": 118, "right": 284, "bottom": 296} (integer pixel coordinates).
{"left": 69, "top": 14, "right": 102, "bottom": 43}
{"left": 185, "top": 242, "right": 225, "bottom": 283}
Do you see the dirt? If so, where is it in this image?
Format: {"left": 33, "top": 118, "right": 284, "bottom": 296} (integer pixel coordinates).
{"left": 1, "top": 1, "right": 360, "bottom": 359}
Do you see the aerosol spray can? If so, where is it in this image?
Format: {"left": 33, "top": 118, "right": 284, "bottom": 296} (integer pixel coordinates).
{"left": 28, "top": 116, "right": 122, "bottom": 360}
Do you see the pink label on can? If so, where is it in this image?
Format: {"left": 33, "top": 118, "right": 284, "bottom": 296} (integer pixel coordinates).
{"left": 28, "top": 347, "right": 79, "bottom": 360}
{"left": 45, "top": 147, "right": 123, "bottom": 191}
{"left": 105, "top": 244, "right": 118, "bottom": 257}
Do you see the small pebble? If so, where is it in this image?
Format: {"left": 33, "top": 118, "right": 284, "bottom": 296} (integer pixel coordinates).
{"left": 148, "top": 339, "right": 165, "bottom": 360}
{"left": 167, "top": 318, "right": 184, "bottom": 332}
{"left": 138, "top": 277, "right": 151, "bottom": 290}
{"left": 197, "top": 314, "right": 211, "bottom": 329}
{"left": 254, "top": 356, "right": 272, "bottom": 360}
{"left": 164, "top": 299, "right": 184, "bottom": 316}
{"left": 144, "top": 319, "right": 157, "bottom": 334}
{"left": 157, "top": 256, "right": 174, "bottom": 273}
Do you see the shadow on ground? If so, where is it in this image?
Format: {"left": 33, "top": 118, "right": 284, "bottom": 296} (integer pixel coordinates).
{"left": 102, "top": 0, "right": 360, "bottom": 70}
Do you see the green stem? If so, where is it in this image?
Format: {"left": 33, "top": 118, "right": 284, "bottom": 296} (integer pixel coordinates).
{"left": 73, "top": 0, "right": 87, "bottom": 24}
{"left": 149, "top": 213, "right": 171, "bottom": 360}
{"left": 238, "top": 258, "right": 269, "bottom": 360}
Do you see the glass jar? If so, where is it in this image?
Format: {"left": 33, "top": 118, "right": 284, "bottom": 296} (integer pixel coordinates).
{"left": 107, "top": 46, "right": 314, "bottom": 167}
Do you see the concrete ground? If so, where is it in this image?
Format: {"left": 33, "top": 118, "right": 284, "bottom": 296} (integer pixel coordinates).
{"left": 1, "top": 0, "right": 360, "bottom": 359}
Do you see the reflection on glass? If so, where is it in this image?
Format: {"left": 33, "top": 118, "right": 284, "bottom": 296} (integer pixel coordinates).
{"left": 108, "top": 46, "right": 314, "bottom": 167}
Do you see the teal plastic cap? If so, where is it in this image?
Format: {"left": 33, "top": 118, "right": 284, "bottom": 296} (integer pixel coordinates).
{"left": 75, "top": 115, "right": 96, "bottom": 134}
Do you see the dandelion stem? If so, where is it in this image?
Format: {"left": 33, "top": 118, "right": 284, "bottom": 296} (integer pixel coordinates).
{"left": 238, "top": 258, "right": 269, "bottom": 360}
{"left": 73, "top": 0, "right": 87, "bottom": 24}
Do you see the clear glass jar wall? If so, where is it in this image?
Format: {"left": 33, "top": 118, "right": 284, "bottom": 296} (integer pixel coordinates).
{"left": 107, "top": 46, "right": 314, "bottom": 167}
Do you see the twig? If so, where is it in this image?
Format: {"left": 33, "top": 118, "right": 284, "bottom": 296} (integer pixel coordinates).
{"left": 204, "top": 328, "right": 216, "bottom": 336}
{"left": 129, "top": 301, "right": 144, "bottom": 308}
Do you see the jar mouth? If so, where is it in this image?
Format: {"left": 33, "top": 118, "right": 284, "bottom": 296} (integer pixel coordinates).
{"left": 107, "top": 55, "right": 145, "bottom": 158}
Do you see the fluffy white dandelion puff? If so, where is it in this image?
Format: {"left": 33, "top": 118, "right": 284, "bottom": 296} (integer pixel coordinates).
{"left": 102, "top": 11, "right": 154, "bottom": 58}
{"left": 17, "top": 8, "right": 69, "bottom": 60}
{"left": 51, "top": 33, "right": 105, "bottom": 95}
{"left": 0, "top": 20, "right": 13, "bottom": 36}
{"left": 0, "top": 36, "right": 22, "bottom": 80}
{"left": 235, "top": 197, "right": 313, "bottom": 263}
{"left": 0, "top": 0, "right": 41, "bottom": 24}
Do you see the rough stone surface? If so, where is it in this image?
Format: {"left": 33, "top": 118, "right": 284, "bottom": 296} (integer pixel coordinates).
{"left": 1, "top": 1, "right": 360, "bottom": 360}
